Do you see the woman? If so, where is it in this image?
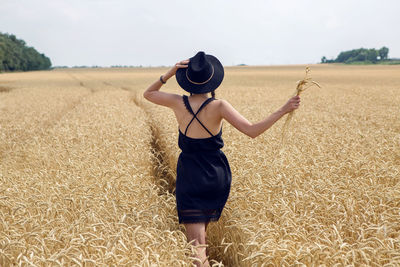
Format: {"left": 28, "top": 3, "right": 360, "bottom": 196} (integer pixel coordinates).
{"left": 143, "top": 51, "right": 300, "bottom": 266}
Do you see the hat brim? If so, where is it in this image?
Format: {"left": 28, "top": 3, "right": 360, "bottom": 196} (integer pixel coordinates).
{"left": 176, "top": 54, "right": 224, "bottom": 94}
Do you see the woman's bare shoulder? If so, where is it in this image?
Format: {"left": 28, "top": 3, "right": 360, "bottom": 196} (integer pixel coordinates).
{"left": 214, "top": 98, "right": 233, "bottom": 110}
{"left": 212, "top": 98, "right": 235, "bottom": 120}
{"left": 213, "top": 98, "right": 229, "bottom": 105}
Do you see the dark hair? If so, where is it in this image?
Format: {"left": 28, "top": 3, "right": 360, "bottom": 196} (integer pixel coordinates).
{"left": 190, "top": 91, "right": 216, "bottom": 98}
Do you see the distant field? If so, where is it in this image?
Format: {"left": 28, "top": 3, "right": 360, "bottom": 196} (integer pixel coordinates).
{"left": 1, "top": 65, "right": 399, "bottom": 266}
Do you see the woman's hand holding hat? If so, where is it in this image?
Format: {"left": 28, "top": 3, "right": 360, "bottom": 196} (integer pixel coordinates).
{"left": 163, "top": 59, "right": 189, "bottom": 82}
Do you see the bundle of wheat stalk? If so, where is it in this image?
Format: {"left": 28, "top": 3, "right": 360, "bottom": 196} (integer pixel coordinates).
{"left": 281, "top": 67, "right": 321, "bottom": 142}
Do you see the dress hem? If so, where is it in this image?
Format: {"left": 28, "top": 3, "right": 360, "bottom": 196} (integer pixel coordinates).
{"left": 178, "top": 216, "right": 220, "bottom": 224}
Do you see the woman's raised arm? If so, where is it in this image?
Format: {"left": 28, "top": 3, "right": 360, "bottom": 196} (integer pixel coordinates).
{"left": 143, "top": 60, "right": 189, "bottom": 107}
{"left": 220, "top": 96, "right": 300, "bottom": 138}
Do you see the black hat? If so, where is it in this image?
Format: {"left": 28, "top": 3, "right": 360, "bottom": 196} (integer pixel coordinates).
{"left": 176, "top": 51, "right": 224, "bottom": 94}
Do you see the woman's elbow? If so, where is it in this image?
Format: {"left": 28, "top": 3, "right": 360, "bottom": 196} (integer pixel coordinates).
{"left": 245, "top": 128, "right": 259, "bottom": 139}
{"left": 238, "top": 125, "right": 258, "bottom": 138}
{"left": 143, "top": 91, "right": 151, "bottom": 101}
{"left": 248, "top": 132, "right": 259, "bottom": 139}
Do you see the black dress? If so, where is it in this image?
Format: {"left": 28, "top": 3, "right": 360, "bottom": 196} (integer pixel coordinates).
{"left": 176, "top": 95, "right": 232, "bottom": 224}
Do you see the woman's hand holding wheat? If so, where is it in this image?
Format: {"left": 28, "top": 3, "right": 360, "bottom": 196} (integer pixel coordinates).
{"left": 281, "top": 95, "right": 301, "bottom": 114}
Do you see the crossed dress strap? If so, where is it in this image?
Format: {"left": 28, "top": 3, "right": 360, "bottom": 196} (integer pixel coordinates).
{"left": 183, "top": 95, "right": 215, "bottom": 137}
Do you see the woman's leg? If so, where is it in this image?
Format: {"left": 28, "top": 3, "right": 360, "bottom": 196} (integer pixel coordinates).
{"left": 184, "top": 222, "right": 209, "bottom": 267}
{"left": 205, "top": 222, "right": 209, "bottom": 252}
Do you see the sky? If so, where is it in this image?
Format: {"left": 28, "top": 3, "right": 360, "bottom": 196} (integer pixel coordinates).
{"left": 1, "top": 0, "right": 399, "bottom": 67}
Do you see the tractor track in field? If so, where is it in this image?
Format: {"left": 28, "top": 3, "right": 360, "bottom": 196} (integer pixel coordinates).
{"left": 68, "top": 73, "right": 99, "bottom": 93}
{"left": 0, "top": 86, "right": 13, "bottom": 93}
{"left": 100, "top": 82, "right": 177, "bottom": 195}
{"left": 0, "top": 74, "right": 96, "bottom": 163}
{"left": 32, "top": 73, "right": 99, "bottom": 131}
{"left": 134, "top": 97, "right": 177, "bottom": 195}
{"left": 42, "top": 74, "right": 94, "bottom": 128}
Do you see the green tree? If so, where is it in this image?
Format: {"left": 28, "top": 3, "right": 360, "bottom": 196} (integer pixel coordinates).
{"left": 330, "top": 47, "right": 390, "bottom": 64}
{"left": 0, "top": 32, "right": 52, "bottom": 72}
{"left": 379, "top": 47, "right": 389, "bottom": 60}
{"left": 367, "top": 49, "right": 378, "bottom": 63}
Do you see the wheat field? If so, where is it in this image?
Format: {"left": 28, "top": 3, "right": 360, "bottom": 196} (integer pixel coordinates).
{"left": 1, "top": 65, "right": 399, "bottom": 266}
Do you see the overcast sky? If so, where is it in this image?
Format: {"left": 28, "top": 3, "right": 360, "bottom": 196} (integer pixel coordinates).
{"left": 1, "top": 0, "right": 399, "bottom": 67}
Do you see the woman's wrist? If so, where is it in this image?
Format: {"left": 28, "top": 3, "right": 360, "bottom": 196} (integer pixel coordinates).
{"left": 160, "top": 75, "right": 167, "bottom": 84}
{"left": 277, "top": 107, "right": 288, "bottom": 116}
{"left": 163, "top": 72, "right": 173, "bottom": 81}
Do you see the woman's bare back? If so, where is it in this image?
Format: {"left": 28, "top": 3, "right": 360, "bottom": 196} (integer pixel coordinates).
{"left": 174, "top": 95, "right": 223, "bottom": 139}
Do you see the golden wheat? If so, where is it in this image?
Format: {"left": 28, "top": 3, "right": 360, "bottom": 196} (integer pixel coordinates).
{"left": 281, "top": 66, "right": 321, "bottom": 143}
{"left": 122, "top": 65, "right": 400, "bottom": 266}
{"left": 1, "top": 65, "right": 399, "bottom": 266}
{"left": 0, "top": 71, "right": 194, "bottom": 266}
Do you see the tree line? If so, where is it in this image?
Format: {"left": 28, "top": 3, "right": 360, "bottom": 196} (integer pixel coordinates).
{"left": 321, "top": 47, "right": 389, "bottom": 64}
{"left": 0, "top": 32, "right": 52, "bottom": 72}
